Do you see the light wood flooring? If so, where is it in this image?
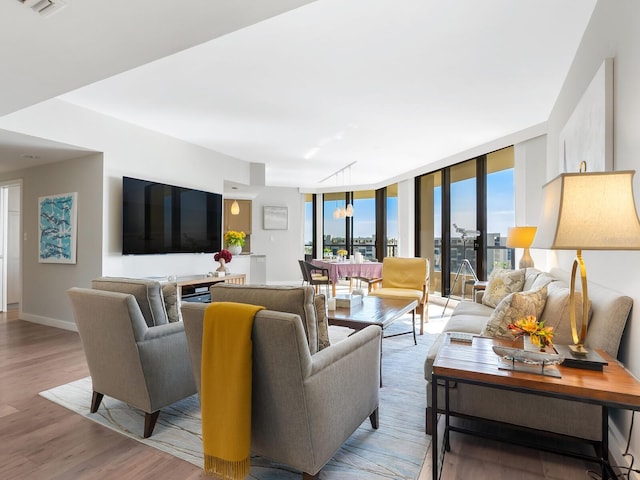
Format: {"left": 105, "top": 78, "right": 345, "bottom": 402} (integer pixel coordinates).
{"left": 1, "top": 308, "right": 600, "bottom": 479}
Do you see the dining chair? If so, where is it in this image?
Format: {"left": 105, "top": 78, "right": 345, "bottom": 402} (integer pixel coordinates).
{"left": 301, "top": 261, "right": 332, "bottom": 298}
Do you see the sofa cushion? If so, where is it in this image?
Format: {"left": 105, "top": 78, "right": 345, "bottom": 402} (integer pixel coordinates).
{"left": 531, "top": 273, "right": 554, "bottom": 290}
{"left": 314, "top": 294, "right": 331, "bottom": 350}
{"left": 443, "top": 315, "right": 487, "bottom": 335}
{"left": 162, "top": 282, "right": 181, "bottom": 323}
{"left": 522, "top": 268, "right": 543, "bottom": 291}
{"left": 540, "top": 281, "right": 591, "bottom": 346}
{"left": 451, "top": 301, "right": 494, "bottom": 318}
{"left": 91, "top": 277, "right": 168, "bottom": 327}
{"left": 481, "top": 268, "right": 526, "bottom": 308}
{"left": 481, "top": 286, "right": 548, "bottom": 338}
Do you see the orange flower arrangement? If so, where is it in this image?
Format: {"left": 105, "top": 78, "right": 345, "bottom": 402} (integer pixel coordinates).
{"left": 507, "top": 315, "right": 554, "bottom": 348}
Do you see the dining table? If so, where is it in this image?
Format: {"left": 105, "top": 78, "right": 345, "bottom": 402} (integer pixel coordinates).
{"left": 310, "top": 259, "right": 383, "bottom": 297}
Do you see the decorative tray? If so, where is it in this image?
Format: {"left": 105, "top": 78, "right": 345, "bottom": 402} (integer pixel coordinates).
{"left": 493, "top": 346, "right": 565, "bottom": 378}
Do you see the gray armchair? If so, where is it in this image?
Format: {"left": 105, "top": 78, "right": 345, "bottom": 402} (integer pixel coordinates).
{"left": 181, "top": 284, "right": 381, "bottom": 479}
{"left": 67, "top": 286, "right": 196, "bottom": 438}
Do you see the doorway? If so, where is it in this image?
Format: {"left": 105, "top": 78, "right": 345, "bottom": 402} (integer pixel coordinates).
{"left": 1, "top": 181, "right": 21, "bottom": 312}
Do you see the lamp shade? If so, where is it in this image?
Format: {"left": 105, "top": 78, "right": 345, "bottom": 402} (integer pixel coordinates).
{"left": 531, "top": 170, "right": 640, "bottom": 251}
{"left": 506, "top": 226, "right": 537, "bottom": 248}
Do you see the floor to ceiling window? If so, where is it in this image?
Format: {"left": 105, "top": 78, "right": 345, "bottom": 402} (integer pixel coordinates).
{"left": 323, "top": 192, "right": 348, "bottom": 256}
{"left": 321, "top": 185, "right": 396, "bottom": 260}
{"left": 303, "top": 193, "right": 314, "bottom": 260}
{"left": 351, "top": 190, "right": 376, "bottom": 259}
{"left": 449, "top": 160, "right": 477, "bottom": 298}
{"left": 417, "top": 172, "right": 441, "bottom": 294}
{"left": 486, "top": 147, "right": 515, "bottom": 272}
{"left": 386, "top": 184, "right": 398, "bottom": 258}
{"left": 417, "top": 146, "right": 515, "bottom": 299}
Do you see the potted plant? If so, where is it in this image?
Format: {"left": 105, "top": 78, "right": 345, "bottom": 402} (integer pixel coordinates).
{"left": 224, "top": 230, "right": 246, "bottom": 255}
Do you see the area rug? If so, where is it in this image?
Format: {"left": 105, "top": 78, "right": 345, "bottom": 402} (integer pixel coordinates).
{"left": 40, "top": 319, "right": 436, "bottom": 479}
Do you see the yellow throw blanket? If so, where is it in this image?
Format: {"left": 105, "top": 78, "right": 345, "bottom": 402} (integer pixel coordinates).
{"left": 201, "top": 302, "right": 265, "bottom": 479}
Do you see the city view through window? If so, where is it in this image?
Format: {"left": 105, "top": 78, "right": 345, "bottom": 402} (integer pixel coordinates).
{"left": 304, "top": 189, "right": 398, "bottom": 261}
{"left": 420, "top": 147, "right": 515, "bottom": 298}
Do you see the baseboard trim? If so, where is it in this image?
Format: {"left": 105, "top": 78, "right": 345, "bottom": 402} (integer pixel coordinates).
{"left": 20, "top": 312, "right": 78, "bottom": 332}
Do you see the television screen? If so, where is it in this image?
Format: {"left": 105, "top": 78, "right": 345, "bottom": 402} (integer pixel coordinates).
{"left": 122, "top": 176, "right": 222, "bottom": 255}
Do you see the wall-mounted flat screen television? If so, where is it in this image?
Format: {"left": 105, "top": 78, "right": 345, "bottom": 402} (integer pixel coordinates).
{"left": 122, "top": 176, "right": 222, "bottom": 255}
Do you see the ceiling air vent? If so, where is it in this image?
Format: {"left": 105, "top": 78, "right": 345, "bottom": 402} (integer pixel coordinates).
{"left": 18, "top": 0, "right": 67, "bottom": 17}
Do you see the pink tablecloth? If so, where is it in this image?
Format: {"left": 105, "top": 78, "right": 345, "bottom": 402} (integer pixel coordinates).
{"left": 310, "top": 260, "right": 383, "bottom": 285}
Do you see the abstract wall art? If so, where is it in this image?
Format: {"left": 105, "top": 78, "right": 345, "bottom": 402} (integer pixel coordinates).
{"left": 559, "top": 58, "right": 613, "bottom": 173}
{"left": 263, "top": 206, "right": 288, "bottom": 230}
{"left": 38, "top": 192, "right": 78, "bottom": 264}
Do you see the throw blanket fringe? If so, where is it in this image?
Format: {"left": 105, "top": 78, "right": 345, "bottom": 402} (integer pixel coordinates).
{"left": 202, "top": 302, "right": 265, "bottom": 480}
{"left": 205, "top": 456, "right": 250, "bottom": 479}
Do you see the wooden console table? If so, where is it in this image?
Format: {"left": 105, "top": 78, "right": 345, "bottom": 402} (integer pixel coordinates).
{"left": 431, "top": 335, "right": 640, "bottom": 480}
{"left": 177, "top": 274, "right": 245, "bottom": 302}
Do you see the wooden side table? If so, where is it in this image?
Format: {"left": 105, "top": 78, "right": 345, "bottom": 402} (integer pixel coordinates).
{"left": 471, "top": 280, "right": 487, "bottom": 299}
{"left": 177, "top": 274, "right": 246, "bottom": 302}
{"left": 431, "top": 334, "right": 640, "bottom": 480}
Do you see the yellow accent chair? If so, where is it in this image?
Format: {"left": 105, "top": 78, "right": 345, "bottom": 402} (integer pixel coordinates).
{"left": 369, "top": 257, "right": 430, "bottom": 335}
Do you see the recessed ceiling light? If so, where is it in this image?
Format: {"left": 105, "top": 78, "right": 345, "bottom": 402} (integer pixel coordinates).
{"left": 21, "top": 154, "right": 40, "bottom": 159}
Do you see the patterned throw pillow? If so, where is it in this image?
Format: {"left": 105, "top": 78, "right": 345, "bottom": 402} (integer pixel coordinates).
{"left": 539, "top": 282, "right": 591, "bottom": 345}
{"left": 482, "top": 285, "right": 548, "bottom": 338}
{"left": 481, "top": 268, "right": 526, "bottom": 308}
{"left": 314, "top": 294, "right": 331, "bottom": 350}
{"left": 162, "top": 283, "right": 181, "bottom": 323}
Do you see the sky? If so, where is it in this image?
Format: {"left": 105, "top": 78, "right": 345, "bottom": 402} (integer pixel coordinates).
{"left": 440, "top": 169, "right": 515, "bottom": 238}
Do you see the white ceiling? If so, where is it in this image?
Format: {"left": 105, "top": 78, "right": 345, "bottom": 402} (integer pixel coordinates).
{"left": 0, "top": 0, "right": 596, "bottom": 190}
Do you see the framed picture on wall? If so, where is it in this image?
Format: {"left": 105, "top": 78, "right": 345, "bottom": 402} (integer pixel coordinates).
{"left": 263, "top": 206, "right": 288, "bottom": 230}
{"left": 559, "top": 58, "right": 613, "bottom": 173}
{"left": 38, "top": 192, "right": 78, "bottom": 264}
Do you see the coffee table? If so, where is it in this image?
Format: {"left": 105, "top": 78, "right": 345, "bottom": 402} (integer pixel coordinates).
{"left": 327, "top": 295, "right": 419, "bottom": 343}
{"left": 431, "top": 334, "right": 640, "bottom": 480}
{"left": 328, "top": 296, "right": 418, "bottom": 387}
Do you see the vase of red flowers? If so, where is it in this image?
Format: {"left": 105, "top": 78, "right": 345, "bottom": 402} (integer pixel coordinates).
{"left": 214, "top": 249, "right": 232, "bottom": 273}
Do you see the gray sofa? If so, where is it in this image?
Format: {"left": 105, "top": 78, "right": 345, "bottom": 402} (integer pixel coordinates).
{"left": 181, "top": 284, "right": 382, "bottom": 480}
{"left": 424, "top": 267, "right": 633, "bottom": 441}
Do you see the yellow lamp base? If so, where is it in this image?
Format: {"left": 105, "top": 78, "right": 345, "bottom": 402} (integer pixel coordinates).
{"left": 568, "top": 344, "right": 589, "bottom": 356}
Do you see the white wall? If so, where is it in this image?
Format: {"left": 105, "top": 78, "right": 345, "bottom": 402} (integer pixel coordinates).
{"left": 0, "top": 155, "right": 104, "bottom": 328}
{"left": 6, "top": 183, "right": 20, "bottom": 304}
{"left": 0, "top": 98, "right": 306, "bottom": 326}
{"left": 514, "top": 135, "right": 547, "bottom": 270}
{"left": 544, "top": 0, "right": 640, "bottom": 465}
{"left": 0, "top": 99, "right": 253, "bottom": 279}
{"left": 397, "top": 179, "right": 415, "bottom": 257}
{"left": 250, "top": 187, "right": 305, "bottom": 284}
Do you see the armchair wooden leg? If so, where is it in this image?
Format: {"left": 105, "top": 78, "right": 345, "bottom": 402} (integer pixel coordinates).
{"left": 144, "top": 411, "right": 161, "bottom": 438}
{"left": 90, "top": 391, "right": 104, "bottom": 413}
{"left": 419, "top": 300, "right": 428, "bottom": 335}
{"left": 369, "top": 407, "right": 379, "bottom": 429}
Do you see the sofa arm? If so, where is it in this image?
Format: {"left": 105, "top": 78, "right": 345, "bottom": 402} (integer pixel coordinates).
{"left": 140, "top": 320, "right": 186, "bottom": 341}
{"left": 309, "top": 325, "right": 381, "bottom": 376}
{"left": 300, "top": 325, "right": 381, "bottom": 468}
{"left": 136, "top": 322, "right": 196, "bottom": 409}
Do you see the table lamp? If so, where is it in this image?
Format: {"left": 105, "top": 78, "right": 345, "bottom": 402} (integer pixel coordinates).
{"left": 531, "top": 168, "right": 640, "bottom": 354}
{"left": 506, "top": 226, "right": 537, "bottom": 268}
